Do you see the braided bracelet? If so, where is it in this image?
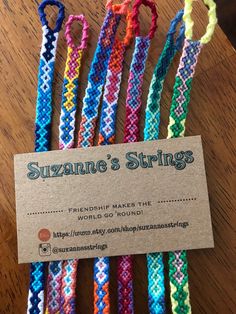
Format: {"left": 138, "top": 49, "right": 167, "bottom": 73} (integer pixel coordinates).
{"left": 118, "top": 1, "right": 158, "bottom": 313}
{"left": 27, "top": 2, "right": 65, "bottom": 314}
{"left": 45, "top": 15, "right": 89, "bottom": 314}
{"left": 77, "top": 0, "right": 125, "bottom": 147}
{"left": 167, "top": 1, "right": 217, "bottom": 313}
{"left": 94, "top": 7, "right": 132, "bottom": 314}
{"left": 57, "top": 1, "right": 130, "bottom": 312}
{"left": 144, "top": 10, "right": 185, "bottom": 314}
{"left": 98, "top": 9, "right": 132, "bottom": 146}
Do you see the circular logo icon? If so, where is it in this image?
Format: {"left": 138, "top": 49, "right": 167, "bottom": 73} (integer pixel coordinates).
{"left": 38, "top": 228, "right": 51, "bottom": 242}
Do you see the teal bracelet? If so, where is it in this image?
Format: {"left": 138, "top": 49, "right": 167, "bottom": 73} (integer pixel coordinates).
{"left": 144, "top": 10, "right": 185, "bottom": 314}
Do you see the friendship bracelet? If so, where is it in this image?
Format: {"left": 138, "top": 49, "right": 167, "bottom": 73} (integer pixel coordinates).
{"left": 118, "top": 1, "right": 158, "bottom": 313}
{"left": 77, "top": 0, "right": 125, "bottom": 147}
{"left": 144, "top": 10, "right": 185, "bottom": 314}
{"left": 45, "top": 15, "right": 89, "bottom": 314}
{"left": 98, "top": 8, "right": 132, "bottom": 146}
{"left": 35, "top": 0, "right": 65, "bottom": 152}
{"left": 27, "top": 2, "right": 65, "bottom": 314}
{"left": 167, "top": 1, "right": 217, "bottom": 313}
{"left": 57, "top": 1, "right": 131, "bottom": 313}
{"left": 94, "top": 7, "right": 132, "bottom": 314}
{"left": 123, "top": 0, "right": 158, "bottom": 143}
{"left": 59, "top": 15, "right": 89, "bottom": 150}
{"left": 60, "top": 15, "right": 89, "bottom": 314}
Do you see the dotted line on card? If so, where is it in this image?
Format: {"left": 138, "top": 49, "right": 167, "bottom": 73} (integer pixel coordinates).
{"left": 27, "top": 210, "right": 64, "bottom": 216}
{"left": 157, "top": 197, "right": 197, "bottom": 204}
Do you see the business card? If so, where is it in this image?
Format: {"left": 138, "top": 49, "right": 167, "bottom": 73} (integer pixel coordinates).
{"left": 14, "top": 135, "right": 214, "bottom": 263}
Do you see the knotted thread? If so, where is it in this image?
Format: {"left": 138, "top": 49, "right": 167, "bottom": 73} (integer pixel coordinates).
{"left": 94, "top": 10, "right": 133, "bottom": 314}
{"left": 60, "top": 8, "right": 120, "bottom": 314}
{"left": 77, "top": 10, "right": 121, "bottom": 147}
{"left": 45, "top": 15, "right": 89, "bottom": 314}
{"left": 118, "top": 1, "right": 158, "bottom": 313}
{"left": 144, "top": 10, "right": 185, "bottom": 314}
{"left": 27, "top": 1, "right": 65, "bottom": 314}
{"left": 167, "top": 1, "right": 217, "bottom": 313}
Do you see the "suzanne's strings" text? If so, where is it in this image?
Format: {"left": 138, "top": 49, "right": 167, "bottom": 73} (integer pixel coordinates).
{"left": 27, "top": 150, "right": 194, "bottom": 180}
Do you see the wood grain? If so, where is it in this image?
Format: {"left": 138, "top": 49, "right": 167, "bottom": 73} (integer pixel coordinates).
{"left": 217, "top": 0, "right": 236, "bottom": 47}
{"left": 0, "top": 0, "right": 235, "bottom": 313}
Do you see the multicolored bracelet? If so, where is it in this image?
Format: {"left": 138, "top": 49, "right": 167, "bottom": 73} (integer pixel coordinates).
{"left": 45, "top": 15, "right": 89, "bottom": 314}
{"left": 27, "top": 1, "right": 65, "bottom": 314}
{"left": 167, "top": 1, "right": 217, "bottom": 313}
{"left": 35, "top": 0, "right": 65, "bottom": 152}
{"left": 56, "top": 1, "right": 130, "bottom": 313}
{"left": 77, "top": 0, "right": 122, "bottom": 147}
{"left": 28, "top": 1, "right": 65, "bottom": 313}
{"left": 144, "top": 10, "right": 185, "bottom": 314}
{"left": 94, "top": 6, "right": 133, "bottom": 314}
{"left": 118, "top": 1, "right": 158, "bottom": 313}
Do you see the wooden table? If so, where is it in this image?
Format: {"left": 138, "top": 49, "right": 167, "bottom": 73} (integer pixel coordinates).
{"left": 0, "top": 0, "right": 235, "bottom": 313}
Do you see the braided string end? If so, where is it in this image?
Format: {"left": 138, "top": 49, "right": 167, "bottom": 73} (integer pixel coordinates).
{"left": 184, "top": 0, "right": 217, "bottom": 44}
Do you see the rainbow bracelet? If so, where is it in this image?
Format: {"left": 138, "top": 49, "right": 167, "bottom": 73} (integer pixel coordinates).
{"left": 167, "top": 1, "right": 217, "bottom": 313}
{"left": 27, "top": 2, "right": 65, "bottom": 314}
{"left": 45, "top": 15, "right": 89, "bottom": 314}
{"left": 118, "top": 0, "right": 158, "bottom": 313}
{"left": 144, "top": 10, "right": 185, "bottom": 314}
{"left": 94, "top": 6, "right": 133, "bottom": 314}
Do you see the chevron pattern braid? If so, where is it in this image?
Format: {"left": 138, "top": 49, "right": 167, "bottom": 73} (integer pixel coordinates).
{"left": 94, "top": 15, "right": 132, "bottom": 310}
{"left": 117, "top": 37, "right": 150, "bottom": 314}
{"left": 28, "top": 1, "right": 65, "bottom": 313}
{"left": 35, "top": 25, "right": 59, "bottom": 152}
{"left": 144, "top": 10, "right": 185, "bottom": 314}
{"left": 61, "top": 260, "right": 78, "bottom": 314}
{"left": 118, "top": 1, "right": 158, "bottom": 311}
{"left": 167, "top": 1, "right": 217, "bottom": 311}
{"left": 56, "top": 8, "right": 120, "bottom": 314}
{"left": 144, "top": 9, "right": 185, "bottom": 142}
{"left": 78, "top": 9, "right": 121, "bottom": 148}
{"left": 147, "top": 253, "right": 165, "bottom": 314}
{"left": 27, "top": 262, "right": 45, "bottom": 314}
{"left": 46, "top": 15, "right": 89, "bottom": 314}
{"left": 59, "top": 48, "right": 83, "bottom": 149}
{"left": 167, "top": 39, "right": 202, "bottom": 139}
{"left": 46, "top": 261, "right": 63, "bottom": 314}
{"left": 98, "top": 39, "right": 126, "bottom": 146}
{"left": 144, "top": 36, "right": 176, "bottom": 141}
{"left": 169, "top": 251, "right": 192, "bottom": 314}
{"left": 123, "top": 36, "right": 150, "bottom": 143}
{"left": 94, "top": 41, "right": 126, "bottom": 314}
{"left": 117, "top": 255, "right": 134, "bottom": 314}
{"left": 94, "top": 257, "right": 110, "bottom": 314}
{"left": 167, "top": 39, "right": 202, "bottom": 314}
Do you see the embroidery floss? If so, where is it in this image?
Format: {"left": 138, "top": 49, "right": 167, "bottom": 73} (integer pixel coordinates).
{"left": 98, "top": 10, "right": 132, "bottom": 146}
{"left": 78, "top": 1, "right": 122, "bottom": 147}
{"left": 60, "top": 1, "right": 131, "bottom": 312}
{"left": 118, "top": 1, "right": 158, "bottom": 313}
{"left": 144, "top": 10, "right": 185, "bottom": 314}
{"left": 167, "top": 1, "right": 217, "bottom": 313}
{"left": 46, "top": 15, "right": 89, "bottom": 314}
{"left": 27, "top": 1, "right": 65, "bottom": 314}
{"left": 94, "top": 7, "right": 133, "bottom": 314}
